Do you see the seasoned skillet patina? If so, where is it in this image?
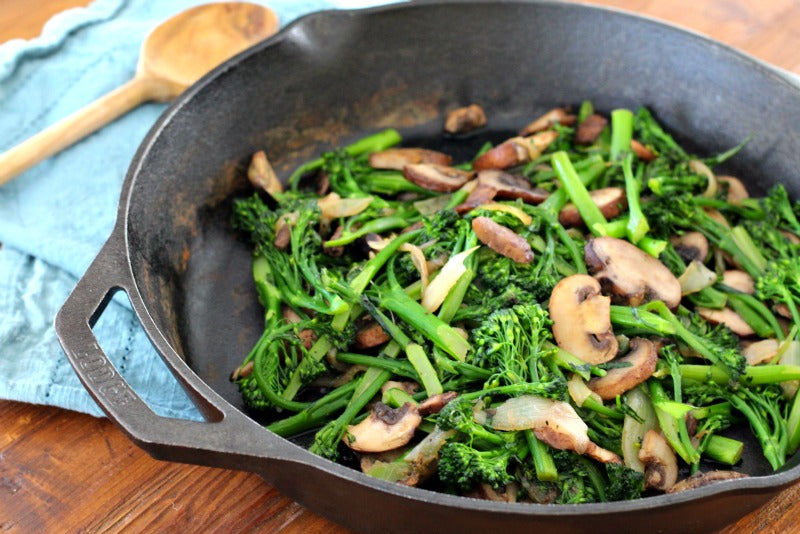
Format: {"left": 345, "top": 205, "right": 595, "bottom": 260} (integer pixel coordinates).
{"left": 56, "top": 2, "right": 800, "bottom": 532}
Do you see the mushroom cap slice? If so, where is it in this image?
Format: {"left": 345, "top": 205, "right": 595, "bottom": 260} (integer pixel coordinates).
{"left": 588, "top": 338, "right": 658, "bottom": 400}
{"left": 454, "top": 183, "right": 498, "bottom": 214}
{"left": 638, "top": 430, "right": 679, "bottom": 491}
{"left": 721, "top": 269, "right": 755, "bottom": 294}
{"left": 344, "top": 402, "right": 422, "bottom": 453}
{"left": 403, "top": 163, "right": 474, "bottom": 192}
{"left": 368, "top": 148, "right": 452, "bottom": 170}
{"left": 630, "top": 139, "right": 657, "bottom": 161}
{"left": 558, "top": 187, "right": 627, "bottom": 227}
{"left": 671, "top": 231, "right": 709, "bottom": 263}
{"left": 717, "top": 175, "right": 749, "bottom": 205}
{"left": 666, "top": 470, "right": 748, "bottom": 494}
{"left": 477, "top": 169, "right": 549, "bottom": 204}
{"left": 697, "top": 307, "right": 755, "bottom": 337}
{"left": 575, "top": 113, "right": 608, "bottom": 145}
{"left": 472, "top": 138, "right": 532, "bottom": 171}
{"left": 585, "top": 236, "right": 682, "bottom": 309}
{"left": 471, "top": 217, "right": 534, "bottom": 264}
{"left": 444, "top": 104, "right": 487, "bottom": 135}
{"left": 549, "top": 274, "right": 619, "bottom": 364}
{"left": 519, "top": 107, "right": 576, "bottom": 136}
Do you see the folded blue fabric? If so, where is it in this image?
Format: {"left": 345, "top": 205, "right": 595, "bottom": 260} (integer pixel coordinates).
{"left": 0, "top": 0, "right": 398, "bottom": 419}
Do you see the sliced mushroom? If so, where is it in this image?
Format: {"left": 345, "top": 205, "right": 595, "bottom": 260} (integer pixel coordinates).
{"left": 585, "top": 442, "right": 623, "bottom": 464}
{"left": 666, "top": 470, "right": 748, "bottom": 494}
{"left": 472, "top": 216, "right": 534, "bottom": 264}
{"left": 585, "top": 236, "right": 682, "bottom": 309}
{"left": 323, "top": 225, "right": 345, "bottom": 257}
{"left": 722, "top": 270, "right": 755, "bottom": 294}
{"left": 403, "top": 164, "right": 475, "bottom": 192}
{"left": 368, "top": 148, "right": 452, "bottom": 170}
{"left": 558, "top": 187, "right": 627, "bottom": 227}
{"left": 418, "top": 391, "right": 458, "bottom": 416}
{"left": 574, "top": 113, "right": 608, "bottom": 144}
{"left": 282, "top": 307, "right": 316, "bottom": 349}
{"left": 717, "top": 175, "right": 749, "bottom": 205}
{"left": 344, "top": 402, "right": 422, "bottom": 453}
{"left": 638, "top": 430, "right": 678, "bottom": 491}
{"left": 354, "top": 321, "right": 392, "bottom": 349}
{"left": 776, "top": 303, "right": 793, "bottom": 319}
{"left": 247, "top": 150, "right": 283, "bottom": 196}
{"left": 742, "top": 338, "right": 780, "bottom": 366}
{"left": 671, "top": 231, "right": 709, "bottom": 263}
{"left": 549, "top": 274, "right": 618, "bottom": 364}
{"left": 630, "top": 139, "right": 657, "bottom": 162}
{"left": 477, "top": 169, "right": 549, "bottom": 204}
{"left": 781, "top": 230, "right": 800, "bottom": 245}
{"left": 472, "top": 131, "right": 558, "bottom": 171}
{"left": 273, "top": 220, "right": 291, "bottom": 250}
{"left": 697, "top": 307, "right": 755, "bottom": 337}
{"left": 519, "top": 107, "right": 576, "bottom": 136}
{"left": 588, "top": 338, "right": 658, "bottom": 400}
{"left": 444, "top": 104, "right": 487, "bottom": 134}
{"left": 466, "top": 483, "right": 519, "bottom": 503}
{"left": 454, "top": 183, "right": 498, "bottom": 214}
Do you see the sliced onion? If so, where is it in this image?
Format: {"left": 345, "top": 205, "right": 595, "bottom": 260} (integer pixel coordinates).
{"left": 742, "top": 338, "right": 780, "bottom": 366}
{"left": 480, "top": 203, "right": 533, "bottom": 225}
{"left": 690, "top": 159, "right": 717, "bottom": 198}
{"left": 421, "top": 246, "right": 480, "bottom": 312}
{"left": 365, "top": 233, "right": 390, "bottom": 251}
{"left": 567, "top": 373, "right": 602, "bottom": 407}
{"left": 779, "top": 341, "right": 800, "bottom": 398}
{"left": 621, "top": 386, "right": 658, "bottom": 472}
{"left": 678, "top": 259, "right": 718, "bottom": 295}
{"left": 317, "top": 192, "right": 373, "bottom": 218}
{"left": 487, "top": 395, "right": 590, "bottom": 454}
{"left": 400, "top": 242, "right": 430, "bottom": 292}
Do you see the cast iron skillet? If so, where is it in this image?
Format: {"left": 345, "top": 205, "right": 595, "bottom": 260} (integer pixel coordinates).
{"left": 55, "top": 1, "right": 800, "bottom": 532}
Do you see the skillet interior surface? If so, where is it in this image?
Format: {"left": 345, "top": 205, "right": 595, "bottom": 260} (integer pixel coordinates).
{"left": 116, "top": 1, "right": 800, "bottom": 531}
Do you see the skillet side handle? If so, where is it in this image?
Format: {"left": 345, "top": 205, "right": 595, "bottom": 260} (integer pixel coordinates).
{"left": 55, "top": 234, "right": 297, "bottom": 468}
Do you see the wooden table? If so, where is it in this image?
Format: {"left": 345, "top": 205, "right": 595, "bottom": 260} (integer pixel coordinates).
{"left": 2, "top": 1, "right": 800, "bottom": 531}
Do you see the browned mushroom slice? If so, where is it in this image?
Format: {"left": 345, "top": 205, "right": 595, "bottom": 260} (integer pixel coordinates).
{"left": 722, "top": 270, "right": 755, "bottom": 294}
{"left": 466, "top": 483, "right": 519, "bottom": 503}
{"left": 666, "top": 470, "right": 748, "bottom": 494}
{"left": 671, "top": 231, "right": 709, "bottom": 263}
{"left": 477, "top": 169, "right": 549, "bottom": 204}
{"left": 402, "top": 164, "right": 475, "bottom": 192}
{"left": 472, "top": 138, "right": 532, "bottom": 171}
{"left": 630, "top": 139, "right": 657, "bottom": 161}
{"left": 574, "top": 113, "right": 608, "bottom": 144}
{"left": 453, "top": 183, "right": 498, "bottom": 214}
{"left": 588, "top": 338, "right": 658, "bottom": 400}
{"left": 742, "top": 338, "right": 780, "bottom": 366}
{"left": 549, "top": 274, "right": 618, "bottom": 364}
{"left": 247, "top": 150, "right": 283, "bottom": 196}
{"left": 368, "top": 148, "right": 452, "bottom": 170}
{"left": 585, "top": 442, "right": 623, "bottom": 464}
{"left": 282, "top": 307, "right": 316, "bottom": 349}
{"left": 471, "top": 216, "right": 534, "bottom": 264}
{"left": 444, "top": 104, "right": 487, "bottom": 134}
{"left": 585, "top": 236, "right": 682, "bottom": 309}
{"left": 558, "top": 187, "right": 627, "bottom": 227}
{"left": 418, "top": 391, "right": 458, "bottom": 416}
{"left": 354, "top": 321, "right": 391, "bottom": 349}
{"left": 273, "top": 220, "right": 291, "bottom": 250}
{"left": 519, "top": 107, "right": 576, "bottom": 136}
{"left": 697, "top": 307, "right": 756, "bottom": 337}
{"left": 717, "top": 175, "right": 749, "bottom": 205}
{"left": 638, "top": 430, "right": 678, "bottom": 491}
{"left": 776, "top": 303, "right": 793, "bottom": 319}
{"left": 344, "top": 402, "right": 422, "bottom": 453}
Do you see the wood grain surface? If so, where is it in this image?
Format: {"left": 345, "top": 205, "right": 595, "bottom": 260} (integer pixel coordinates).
{"left": 2, "top": 0, "right": 800, "bottom": 532}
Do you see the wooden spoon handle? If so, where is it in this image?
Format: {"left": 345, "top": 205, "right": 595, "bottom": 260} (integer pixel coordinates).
{"left": 0, "top": 75, "right": 160, "bottom": 186}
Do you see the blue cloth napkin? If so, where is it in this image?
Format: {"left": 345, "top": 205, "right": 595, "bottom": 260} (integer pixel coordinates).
{"left": 0, "top": 0, "right": 398, "bottom": 419}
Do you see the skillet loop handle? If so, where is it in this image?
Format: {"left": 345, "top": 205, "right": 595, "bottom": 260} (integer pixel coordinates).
{"left": 55, "top": 233, "right": 296, "bottom": 466}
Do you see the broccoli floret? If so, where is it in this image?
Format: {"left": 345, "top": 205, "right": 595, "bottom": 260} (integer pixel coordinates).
{"left": 604, "top": 462, "right": 645, "bottom": 501}
{"left": 438, "top": 441, "right": 519, "bottom": 492}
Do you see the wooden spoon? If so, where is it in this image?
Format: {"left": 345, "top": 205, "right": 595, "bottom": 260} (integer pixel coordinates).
{"left": 0, "top": 2, "right": 278, "bottom": 185}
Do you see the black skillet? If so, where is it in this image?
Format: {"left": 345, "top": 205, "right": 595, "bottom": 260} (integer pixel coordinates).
{"left": 55, "top": 1, "right": 800, "bottom": 532}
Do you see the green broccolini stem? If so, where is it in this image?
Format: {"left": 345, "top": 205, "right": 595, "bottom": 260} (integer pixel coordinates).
{"left": 324, "top": 215, "right": 411, "bottom": 247}
{"left": 623, "top": 153, "right": 650, "bottom": 244}
{"left": 267, "top": 380, "right": 359, "bottom": 436}
{"left": 702, "top": 434, "right": 744, "bottom": 465}
{"left": 551, "top": 151, "right": 608, "bottom": 234}
{"left": 525, "top": 429, "right": 559, "bottom": 482}
{"left": 680, "top": 364, "right": 800, "bottom": 385}
{"left": 288, "top": 129, "right": 402, "bottom": 189}
{"left": 406, "top": 343, "right": 443, "bottom": 395}
{"left": 609, "top": 108, "right": 634, "bottom": 160}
